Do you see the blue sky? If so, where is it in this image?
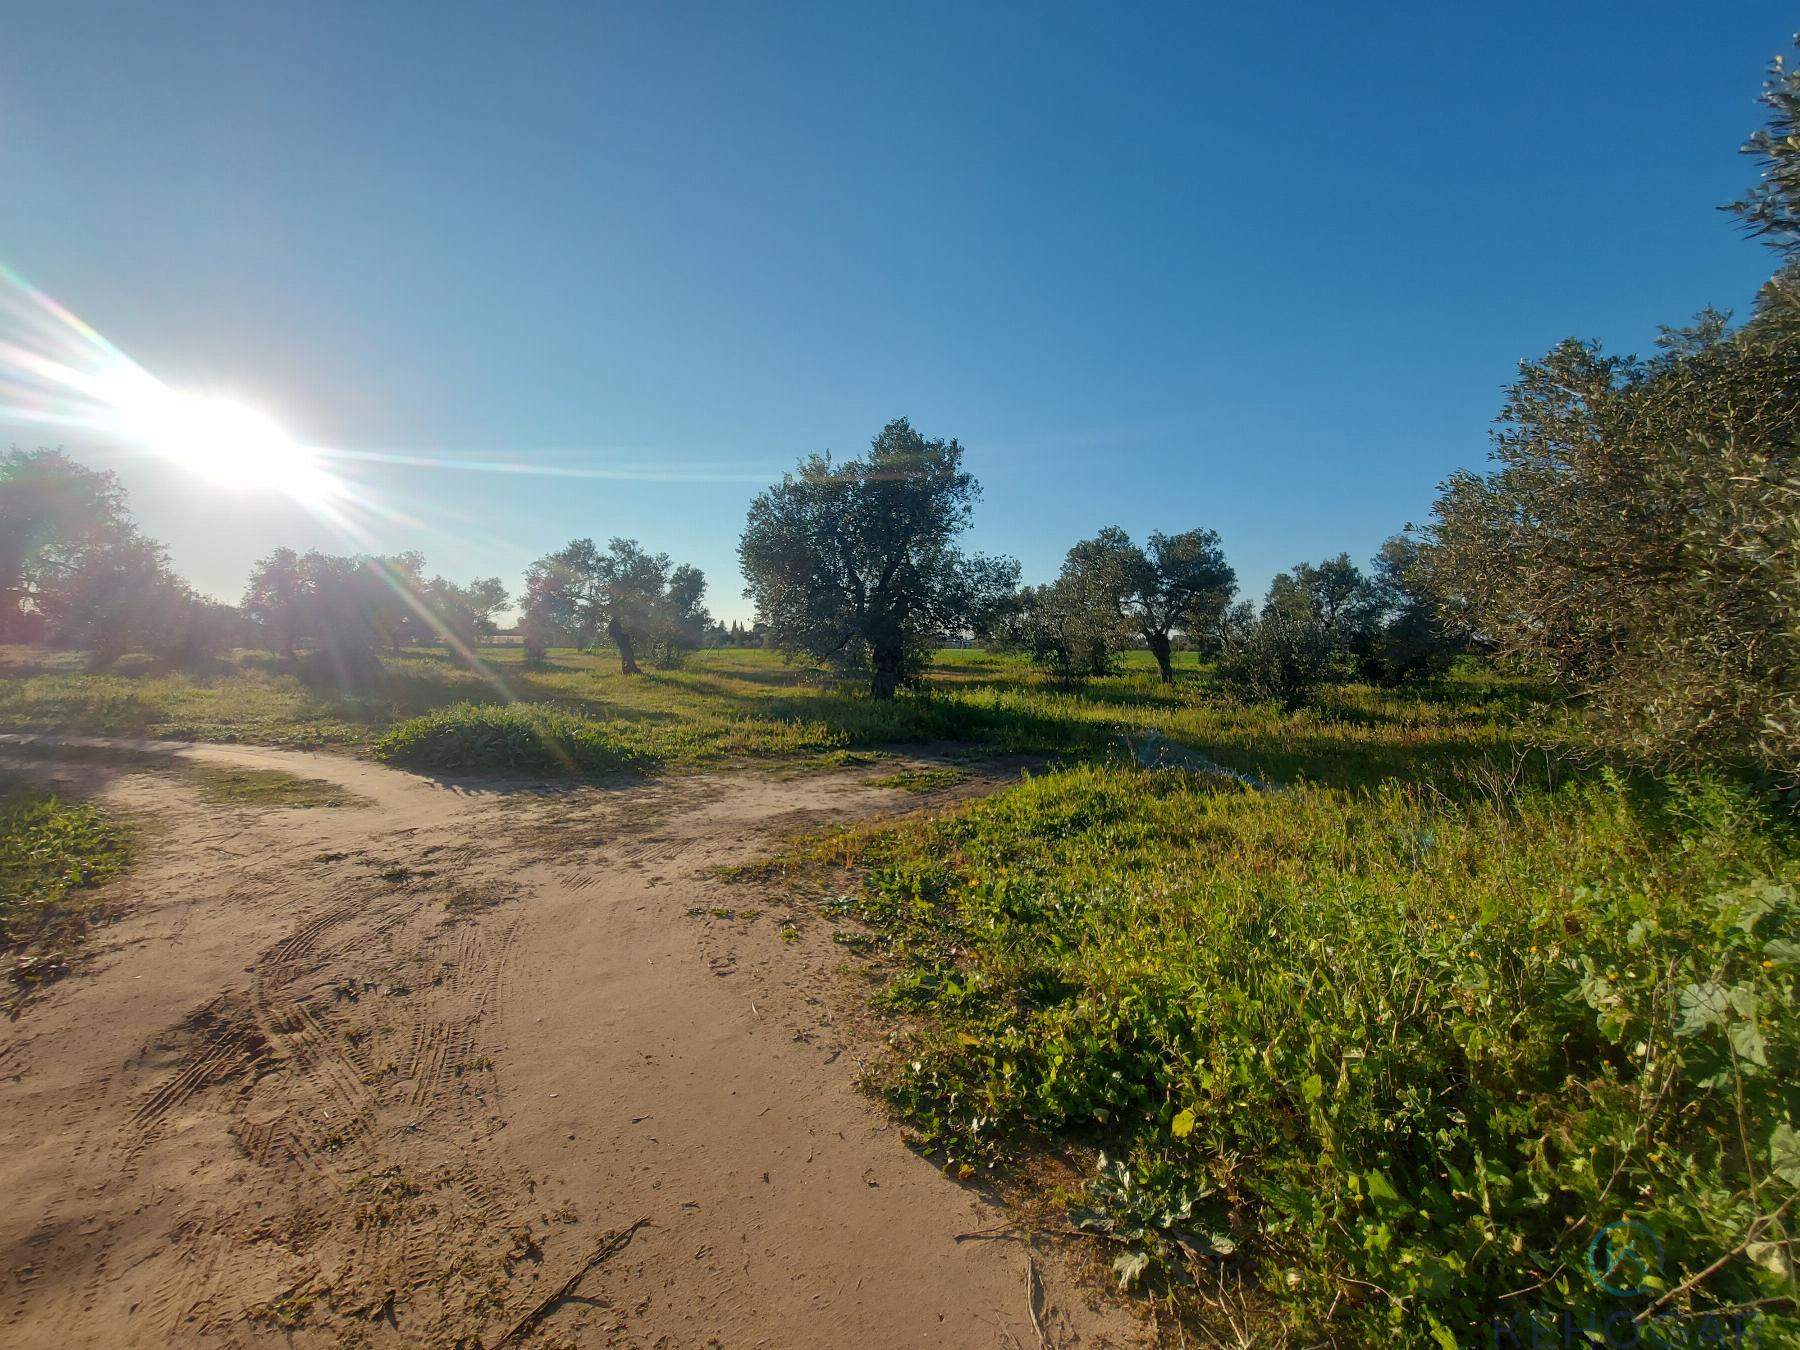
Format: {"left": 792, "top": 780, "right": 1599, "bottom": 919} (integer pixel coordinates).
{"left": 1, "top": 2, "right": 1793, "bottom": 623}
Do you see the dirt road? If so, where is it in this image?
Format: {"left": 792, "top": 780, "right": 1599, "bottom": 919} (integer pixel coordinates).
{"left": 0, "top": 739, "right": 1144, "bottom": 1348}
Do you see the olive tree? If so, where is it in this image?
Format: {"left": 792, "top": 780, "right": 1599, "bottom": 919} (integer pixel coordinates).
{"left": 521, "top": 537, "right": 706, "bottom": 674}
{"left": 992, "top": 576, "right": 1132, "bottom": 685}
{"left": 422, "top": 574, "right": 511, "bottom": 648}
{"left": 1, "top": 448, "right": 134, "bottom": 643}
{"left": 1416, "top": 43, "right": 1800, "bottom": 782}
{"left": 738, "top": 418, "right": 1018, "bottom": 699}
{"left": 1270, "top": 553, "right": 1378, "bottom": 646}
{"left": 0, "top": 448, "right": 225, "bottom": 669}
{"left": 1064, "top": 527, "right": 1236, "bottom": 682}
{"left": 1358, "top": 533, "right": 1465, "bottom": 686}
{"left": 1421, "top": 319, "right": 1800, "bottom": 779}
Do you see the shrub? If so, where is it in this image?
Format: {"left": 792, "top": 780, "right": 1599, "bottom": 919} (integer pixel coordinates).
{"left": 990, "top": 580, "right": 1129, "bottom": 686}
{"left": 1217, "top": 608, "right": 1336, "bottom": 708}
{"left": 371, "top": 702, "right": 648, "bottom": 774}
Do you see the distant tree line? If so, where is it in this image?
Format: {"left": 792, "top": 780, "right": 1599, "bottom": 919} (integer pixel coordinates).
{"left": 242, "top": 547, "right": 511, "bottom": 667}
{"left": 721, "top": 416, "right": 1464, "bottom": 705}
{"left": 0, "top": 449, "right": 518, "bottom": 672}
{"left": 0, "top": 444, "right": 729, "bottom": 677}
{"left": 0, "top": 449, "right": 237, "bottom": 669}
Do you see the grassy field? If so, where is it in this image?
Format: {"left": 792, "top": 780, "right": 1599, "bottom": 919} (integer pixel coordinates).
{"left": 0, "top": 643, "right": 1537, "bottom": 784}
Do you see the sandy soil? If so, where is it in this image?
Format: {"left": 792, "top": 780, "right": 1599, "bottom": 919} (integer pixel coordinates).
{"left": 0, "top": 738, "right": 1147, "bottom": 1349}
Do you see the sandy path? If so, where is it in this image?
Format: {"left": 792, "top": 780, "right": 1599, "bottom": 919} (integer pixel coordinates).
{"left": 0, "top": 739, "right": 1144, "bottom": 1349}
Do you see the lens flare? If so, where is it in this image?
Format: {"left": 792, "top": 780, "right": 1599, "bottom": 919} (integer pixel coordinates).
{"left": 117, "top": 384, "right": 334, "bottom": 500}
{"left": 0, "top": 260, "right": 339, "bottom": 504}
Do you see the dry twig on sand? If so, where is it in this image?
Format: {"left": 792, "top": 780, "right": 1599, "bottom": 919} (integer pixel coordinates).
{"left": 1025, "top": 1249, "right": 1053, "bottom": 1349}
{"left": 492, "top": 1215, "right": 652, "bottom": 1347}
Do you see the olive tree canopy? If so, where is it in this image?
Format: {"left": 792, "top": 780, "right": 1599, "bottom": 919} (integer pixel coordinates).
{"left": 1065, "top": 526, "right": 1236, "bottom": 682}
{"left": 738, "top": 418, "right": 1018, "bottom": 699}
{"left": 521, "top": 537, "right": 707, "bottom": 672}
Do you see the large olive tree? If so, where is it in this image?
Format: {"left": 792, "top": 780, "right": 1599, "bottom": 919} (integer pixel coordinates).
{"left": 739, "top": 418, "right": 1017, "bottom": 699}
{"left": 1, "top": 448, "right": 134, "bottom": 642}
{"left": 1419, "top": 46, "right": 1800, "bottom": 780}
{"left": 1, "top": 447, "right": 208, "bottom": 669}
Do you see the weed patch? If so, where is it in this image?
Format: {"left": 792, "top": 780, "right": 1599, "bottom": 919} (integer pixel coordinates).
{"left": 0, "top": 773, "right": 129, "bottom": 995}
{"left": 180, "top": 764, "right": 368, "bottom": 808}
{"left": 868, "top": 767, "right": 972, "bottom": 793}
{"left": 802, "top": 764, "right": 1800, "bottom": 1344}
{"left": 372, "top": 702, "right": 649, "bottom": 775}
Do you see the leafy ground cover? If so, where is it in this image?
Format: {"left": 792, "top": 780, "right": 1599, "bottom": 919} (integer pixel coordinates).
{"left": 866, "top": 767, "right": 973, "bottom": 793}
{"left": 771, "top": 733, "right": 1799, "bottom": 1343}
{"left": 0, "top": 772, "right": 129, "bottom": 1000}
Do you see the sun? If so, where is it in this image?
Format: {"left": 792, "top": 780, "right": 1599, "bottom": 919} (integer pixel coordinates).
{"left": 128, "top": 387, "right": 334, "bottom": 502}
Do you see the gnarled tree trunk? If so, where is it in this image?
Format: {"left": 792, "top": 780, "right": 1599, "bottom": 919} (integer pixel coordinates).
{"left": 1147, "top": 630, "right": 1175, "bottom": 684}
{"left": 609, "top": 615, "right": 642, "bottom": 674}
{"left": 870, "top": 638, "right": 904, "bottom": 701}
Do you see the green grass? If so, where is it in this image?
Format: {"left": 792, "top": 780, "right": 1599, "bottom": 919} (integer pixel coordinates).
{"left": 0, "top": 643, "right": 1541, "bottom": 784}
{"left": 0, "top": 772, "right": 129, "bottom": 995}
{"left": 179, "top": 764, "right": 369, "bottom": 808}
{"left": 775, "top": 759, "right": 1800, "bottom": 1343}
{"left": 371, "top": 701, "right": 648, "bottom": 775}
{"left": 867, "top": 767, "right": 973, "bottom": 793}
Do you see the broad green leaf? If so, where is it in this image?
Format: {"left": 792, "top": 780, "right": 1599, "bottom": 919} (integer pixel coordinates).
{"left": 1763, "top": 938, "right": 1800, "bottom": 966}
{"left": 1771, "top": 1122, "right": 1800, "bottom": 1187}
{"left": 1365, "top": 1170, "right": 1408, "bottom": 1218}
{"left": 1728, "top": 1020, "right": 1769, "bottom": 1068}
{"left": 1112, "top": 1249, "right": 1150, "bottom": 1290}
{"left": 1676, "top": 982, "right": 1729, "bottom": 1036}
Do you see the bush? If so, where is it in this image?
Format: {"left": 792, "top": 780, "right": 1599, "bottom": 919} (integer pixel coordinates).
{"left": 1217, "top": 608, "right": 1336, "bottom": 708}
{"left": 1357, "top": 604, "right": 1461, "bottom": 687}
{"left": 990, "top": 580, "right": 1129, "bottom": 686}
{"left": 371, "top": 702, "right": 649, "bottom": 774}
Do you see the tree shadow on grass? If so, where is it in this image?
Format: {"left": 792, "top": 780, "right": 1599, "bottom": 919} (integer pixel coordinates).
{"left": 1048, "top": 680, "right": 1194, "bottom": 714}
{"left": 378, "top": 762, "right": 659, "bottom": 797}
{"left": 664, "top": 661, "right": 844, "bottom": 691}
{"left": 642, "top": 675, "right": 1120, "bottom": 758}
{"left": 283, "top": 660, "right": 687, "bottom": 732}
